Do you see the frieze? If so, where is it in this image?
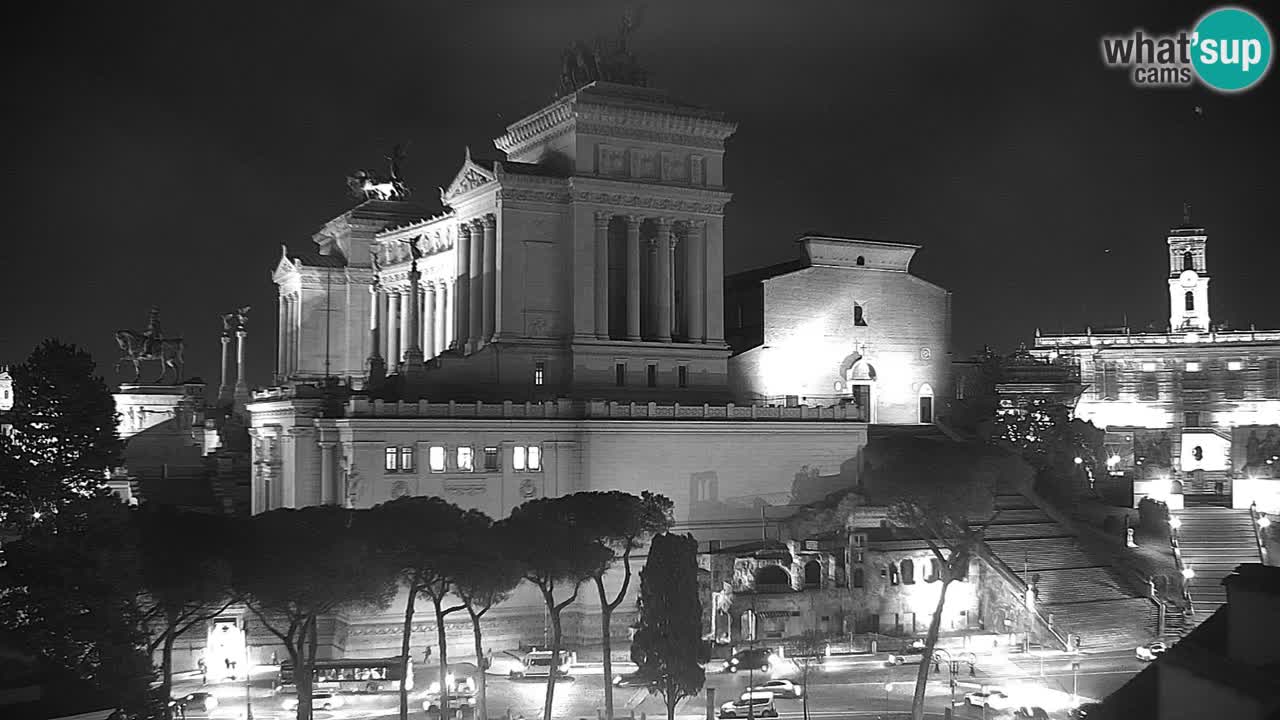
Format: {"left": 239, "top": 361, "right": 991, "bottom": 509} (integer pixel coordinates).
{"left": 575, "top": 122, "right": 728, "bottom": 151}
{"left": 571, "top": 190, "right": 726, "bottom": 215}
{"left": 494, "top": 189, "right": 571, "bottom": 205}
{"left": 444, "top": 479, "right": 488, "bottom": 496}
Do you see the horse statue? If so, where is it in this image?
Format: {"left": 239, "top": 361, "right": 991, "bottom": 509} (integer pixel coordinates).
{"left": 346, "top": 144, "right": 411, "bottom": 201}
{"left": 114, "top": 329, "right": 185, "bottom": 384}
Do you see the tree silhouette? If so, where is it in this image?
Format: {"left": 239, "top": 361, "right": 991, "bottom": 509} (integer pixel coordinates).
{"left": 454, "top": 516, "right": 523, "bottom": 720}
{"left": 632, "top": 533, "right": 705, "bottom": 720}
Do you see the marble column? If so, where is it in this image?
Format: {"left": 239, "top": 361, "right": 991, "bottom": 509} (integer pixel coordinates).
{"left": 594, "top": 211, "right": 610, "bottom": 339}
{"left": 219, "top": 333, "right": 233, "bottom": 402}
{"left": 367, "top": 284, "right": 385, "bottom": 385}
{"left": 444, "top": 280, "right": 455, "bottom": 350}
{"left": 287, "top": 295, "right": 298, "bottom": 376}
{"left": 455, "top": 224, "right": 472, "bottom": 352}
{"left": 434, "top": 281, "right": 447, "bottom": 355}
{"left": 685, "top": 220, "right": 706, "bottom": 343}
{"left": 387, "top": 291, "right": 401, "bottom": 366}
{"left": 625, "top": 215, "right": 642, "bottom": 341}
{"left": 705, "top": 217, "right": 726, "bottom": 343}
{"left": 481, "top": 214, "right": 497, "bottom": 343}
{"left": 234, "top": 328, "right": 249, "bottom": 402}
{"left": 423, "top": 282, "right": 437, "bottom": 358}
{"left": 655, "top": 217, "right": 674, "bottom": 342}
{"left": 276, "top": 297, "right": 287, "bottom": 381}
{"left": 319, "top": 440, "right": 336, "bottom": 505}
{"left": 403, "top": 264, "right": 424, "bottom": 370}
{"left": 468, "top": 219, "right": 484, "bottom": 349}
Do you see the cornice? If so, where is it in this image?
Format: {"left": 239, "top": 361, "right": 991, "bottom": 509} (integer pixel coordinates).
{"left": 575, "top": 121, "right": 729, "bottom": 151}
{"left": 495, "top": 187, "right": 572, "bottom": 205}
{"left": 494, "top": 100, "right": 575, "bottom": 154}
{"left": 568, "top": 178, "right": 733, "bottom": 216}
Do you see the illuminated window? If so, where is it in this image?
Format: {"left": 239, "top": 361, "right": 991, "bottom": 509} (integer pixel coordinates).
{"left": 647, "top": 364, "right": 657, "bottom": 387}
{"left": 1141, "top": 362, "right": 1158, "bottom": 372}
{"left": 513, "top": 445, "right": 542, "bottom": 472}
{"left": 615, "top": 363, "right": 626, "bottom": 387}
{"left": 1185, "top": 361, "right": 1201, "bottom": 372}
{"left": 513, "top": 446, "right": 526, "bottom": 471}
{"left": 428, "top": 446, "right": 445, "bottom": 472}
{"left": 888, "top": 565, "right": 899, "bottom": 586}
{"left": 678, "top": 365, "right": 688, "bottom": 388}
{"left": 384, "top": 447, "right": 398, "bottom": 472}
{"left": 483, "top": 447, "right": 499, "bottom": 471}
{"left": 456, "top": 446, "right": 474, "bottom": 472}
{"left": 528, "top": 445, "right": 542, "bottom": 471}
{"left": 534, "top": 361, "right": 545, "bottom": 386}
{"left": 853, "top": 304, "right": 867, "bottom": 327}
{"left": 1228, "top": 360, "right": 1243, "bottom": 371}
{"left": 399, "top": 447, "right": 415, "bottom": 472}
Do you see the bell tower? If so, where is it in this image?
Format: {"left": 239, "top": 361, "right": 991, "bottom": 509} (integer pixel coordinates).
{"left": 1167, "top": 205, "right": 1210, "bottom": 333}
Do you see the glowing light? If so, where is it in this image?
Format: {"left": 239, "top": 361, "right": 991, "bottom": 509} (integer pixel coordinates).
{"left": 1107, "top": 455, "right": 1121, "bottom": 467}
{"left": 1073, "top": 457, "right": 1083, "bottom": 465}
{"left": 1169, "top": 517, "right": 1182, "bottom": 530}
{"left": 1259, "top": 516, "right": 1271, "bottom": 529}
{"left": 1182, "top": 567, "right": 1196, "bottom": 580}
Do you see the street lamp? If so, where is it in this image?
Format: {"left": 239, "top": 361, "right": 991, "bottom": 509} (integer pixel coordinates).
{"left": 1169, "top": 517, "right": 1182, "bottom": 531}
{"left": 1070, "top": 661, "right": 1081, "bottom": 705}
{"left": 243, "top": 626, "right": 254, "bottom": 720}
{"left": 1182, "top": 566, "right": 1196, "bottom": 580}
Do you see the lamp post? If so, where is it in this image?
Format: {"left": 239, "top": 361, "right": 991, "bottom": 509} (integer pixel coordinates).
{"left": 883, "top": 680, "right": 892, "bottom": 714}
{"left": 1071, "top": 661, "right": 1081, "bottom": 705}
{"left": 243, "top": 626, "right": 254, "bottom": 720}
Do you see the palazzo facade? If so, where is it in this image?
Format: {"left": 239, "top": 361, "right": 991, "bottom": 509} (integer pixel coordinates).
{"left": 1032, "top": 220, "right": 1280, "bottom": 511}
{"left": 246, "top": 80, "right": 952, "bottom": 658}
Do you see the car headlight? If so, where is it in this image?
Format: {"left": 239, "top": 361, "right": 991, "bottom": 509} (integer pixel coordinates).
{"left": 429, "top": 681, "right": 441, "bottom": 694}
{"left": 614, "top": 675, "right": 623, "bottom": 684}
{"left": 768, "top": 654, "right": 780, "bottom": 665}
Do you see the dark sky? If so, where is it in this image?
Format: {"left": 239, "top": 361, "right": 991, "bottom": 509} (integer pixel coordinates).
{"left": 3, "top": 1, "right": 1278, "bottom": 390}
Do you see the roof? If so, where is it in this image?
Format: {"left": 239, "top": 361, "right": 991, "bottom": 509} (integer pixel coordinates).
{"left": 497, "top": 161, "right": 569, "bottom": 179}
{"left": 725, "top": 259, "right": 809, "bottom": 289}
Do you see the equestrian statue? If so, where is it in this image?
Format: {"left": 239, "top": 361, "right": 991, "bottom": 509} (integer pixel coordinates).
{"left": 114, "top": 306, "right": 185, "bottom": 384}
{"left": 347, "top": 143, "right": 411, "bottom": 201}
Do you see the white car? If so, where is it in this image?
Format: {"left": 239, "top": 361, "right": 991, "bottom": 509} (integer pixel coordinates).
{"left": 748, "top": 679, "right": 804, "bottom": 699}
{"left": 282, "top": 692, "right": 345, "bottom": 711}
{"left": 1136, "top": 641, "right": 1168, "bottom": 661}
{"left": 964, "top": 689, "right": 1012, "bottom": 710}
{"left": 719, "top": 691, "right": 779, "bottom": 718}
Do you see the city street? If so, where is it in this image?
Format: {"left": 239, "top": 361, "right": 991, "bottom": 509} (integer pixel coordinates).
{"left": 167, "top": 646, "right": 1149, "bottom": 720}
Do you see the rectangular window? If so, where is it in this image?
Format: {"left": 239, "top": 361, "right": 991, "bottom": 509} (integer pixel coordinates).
{"left": 1268, "top": 359, "right": 1280, "bottom": 399}
{"left": 534, "top": 361, "right": 545, "bottom": 386}
{"left": 527, "top": 445, "right": 542, "bottom": 471}
{"left": 512, "top": 445, "right": 542, "bottom": 472}
{"left": 615, "top": 363, "right": 626, "bottom": 387}
{"left": 1184, "top": 412, "right": 1201, "bottom": 427}
{"left": 1100, "top": 361, "right": 1119, "bottom": 400}
{"left": 1225, "top": 361, "right": 1245, "bottom": 399}
{"left": 399, "top": 446, "right": 415, "bottom": 472}
{"left": 1139, "top": 373, "right": 1159, "bottom": 401}
{"left": 428, "top": 446, "right": 446, "bottom": 472}
{"left": 678, "top": 365, "right": 688, "bottom": 388}
{"left": 484, "top": 447, "right": 499, "bottom": 472}
{"left": 384, "top": 447, "right": 398, "bottom": 472}
{"left": 456, "top": 446, "right": 474, "bottom": 472}
{"left": 1185, "top": 361, "right": 1201, "bottom": 372}
{"left": 513, "top": 446, "right": 527, "bottom": 471}
{"left": 647, "top": 364, "right": 657, "bottom": 388}
{"left": 1141, "top": 361, "right": 1158, "bottom": 373}
{"left": 1228, "top": 360, "right": 1243, "bottom": 371}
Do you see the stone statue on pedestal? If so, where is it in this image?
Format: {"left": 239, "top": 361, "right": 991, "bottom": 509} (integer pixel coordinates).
{"left": 114, "top": 307, "right": 185, "bottom": 384}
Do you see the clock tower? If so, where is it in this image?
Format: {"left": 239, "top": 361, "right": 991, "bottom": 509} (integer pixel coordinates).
{"left": 1167, "top": 214, "right": 1210, "bottom": 333}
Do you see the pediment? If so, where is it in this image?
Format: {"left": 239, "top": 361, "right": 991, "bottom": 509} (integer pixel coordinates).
{"left": 441, "top": 148, "right": 497, "bottom": 203}
{"left": 272, "top": 245, "right": 299, "bottom": 283}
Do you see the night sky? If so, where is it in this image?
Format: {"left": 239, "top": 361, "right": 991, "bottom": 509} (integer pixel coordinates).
{"left": 3, "top": 1, "right": 1278, "bottom": 391}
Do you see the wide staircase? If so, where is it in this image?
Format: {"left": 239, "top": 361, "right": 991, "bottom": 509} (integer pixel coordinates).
{"left": 981, "top": 493, "right": 1157, "bottom": 650}
{"left": 1175, "top": 506, "right": 1262, "bottom": 624}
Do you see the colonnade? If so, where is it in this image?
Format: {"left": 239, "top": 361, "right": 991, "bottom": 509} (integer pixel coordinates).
{"left": 371, "top": 278, "right": 455, "bottom": 366}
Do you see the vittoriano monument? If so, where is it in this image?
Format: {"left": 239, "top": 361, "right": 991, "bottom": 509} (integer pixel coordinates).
{"left": 114, "top": 306, "right": 185, "bottom": 384}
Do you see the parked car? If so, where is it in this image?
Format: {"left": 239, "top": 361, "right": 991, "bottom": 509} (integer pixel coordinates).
{"left": 1069, "top": 702, "right": 1103, "bottom": 718}
{"left": 964, "top": 688, "right": 1012, "bottom": 710}
{"left": 1136, "top": 641, "right": 1168, "bottom": 661}
{"left": 173, "top": 692, "right": 219, "bottom": 713}
{"left": 885, "top": 647, "right": 926, "bottom": 666}
{"left": 614, "top": 670, "right": 657, "bottom": 688}
{"left": 1013, "top": 707, "right": 1050, "bottom": 719}
{"left": 724, "top": 648, "right": 778, "bottom": 673}
{"left": 718, "top": 691, "right": 778, "bottom": 718}
{"left": 748, "top": 679, "right": 804, "bottom": 699}
{"left": 282, "top": 693, "right": 345, "bottom": 711}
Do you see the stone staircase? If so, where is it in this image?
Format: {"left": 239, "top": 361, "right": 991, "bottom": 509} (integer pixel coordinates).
{"left": 981, "top": 493, "right": 1156, "bottom": 650}
{"left": 1174, "top": 506, "right": 1262, "bottom": 624}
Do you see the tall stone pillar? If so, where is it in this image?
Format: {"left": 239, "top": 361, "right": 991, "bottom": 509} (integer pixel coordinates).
{"left": 433, "top": 282, "right": 447, "bottom": 356}
{"left": 655, "top": 217, "right": 674, "bottom": 342}
{"left": 234, "top": 328, "right": 249, "bottom": 405}
{"left": 319, "top": 440, "right": 337, "bottom": 505}
{"left": 594, "top": 211, "right": 610, "bottom": 339}
{"left": 685, "top": 220, "right": 706, "bottom": 343}
{"left": 367, "top": 284, "right": 385, "bottom": 388}
{"left": 219, "top": 333, "right": 233, "bottom": 403}
{"left": 469, "top": 219, "right": 485, "bottom": 350}
{"left": 403, "top": 264, "right": 425, "bottom": 372}
{"left": 423, "top": 282, "right": 437, "bottom": 358}
{"left": 455, "top": 225, "right": 471, "bottom": 353}
{"left": 481, "top": 215, "right": 497, "bottom": 344}
{"left": 443, "top": 280, "right": 455, "bottom": 350}
{"left": 387, "top": 291, "right": 401, "bottom": 366}
{"left": 705, "top": 218, "right": 726, "bottom": 344}
{"left": 286, "top": 295, "right": 297, "bottom": 377}
{"left": 276, "top": 297, "right": 287, "bottom": 382}
{"left": 626, "top": 216, "right": 642, "bottom": 341}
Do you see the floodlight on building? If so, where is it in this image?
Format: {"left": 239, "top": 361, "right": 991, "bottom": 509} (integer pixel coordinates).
{"left": 1073, "top": 457, "right": 1083, "bottom": 465}
{"left": 1108, "top": 455, "right": 1121, "bottom": 467}
{"left": 1169, "top": 517, "right": 1182, "bottom": 530}
{"left": 1259, "top": 516, "right": 1271, "bottom": 529}
{"left": 1182, "top": 567, "right": 1196, "bottom": 580}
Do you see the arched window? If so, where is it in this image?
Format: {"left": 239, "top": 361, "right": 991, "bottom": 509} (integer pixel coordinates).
{"left": 900, "top": 559, "right": 915, "bottom": 584}
{"left": 854, "top": 304, "right": 867, "bottom": 327}
{"left": 918, "top": 383, "right": 935, "bottom": 424}
{"left": 1183, "top": 251, "right": 1194, "bottom": 271}
{"left": 853, "top": 568, "right": 865, "bottom": 588}
{"left": 1185, "top": 291, "right": 1195, "bottom": 311}
{"left": 755, "top": 565, "right": 790, "bottom": 588}
{"left": 803, "top": 560, "right": 822, "bottom": 588}
{"left": 927, "top": 558, "right": 941, "bottom": 582}
{"left": 888, "top": 564, "right": 900, "bottom": 585}
{"left": 856, "top": 256, "right": 865, "bottom": 266}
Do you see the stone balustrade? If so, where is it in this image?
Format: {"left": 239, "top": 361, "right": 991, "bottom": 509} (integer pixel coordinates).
{"left": 342, "top": 397, "right": 870, "bottom": 421}
{"left": 1037, "top": 329, "right": 1280, "bottom": 348}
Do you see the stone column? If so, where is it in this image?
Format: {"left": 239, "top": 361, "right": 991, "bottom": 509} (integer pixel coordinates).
{"left": 423, "top": 282, "right": 437, "bottom": 358}
{"left": 403, "top": 264, "right": 424, "bottom": 371}
{"left": 443, "top": 280, "right": 455, "bottom": 350}
{"left": 685, "top": 220, "right": 706, "bottom": 343}
{"left": 434, "top": 281, "right": 447, "bottom": 355}
{"left": 319, "top": 440, "right": 336, "bottom": 505}
{"left": 219, "top": 333, "right": 233, "bottom": 403}
{"left": 469, "top": 219, "right": 484, "bottom": 350}
{"left": 594, "top": 211, "right": 610, "bottom": 339}
{"left": 367, "top": 284, "right": 385, "bottom": 386}
{"left": 455, "top": 224, "right": 472, "bottom": 352}
{"left": 481, "top": 215, "right": 497, "bottom": 343}
{"left": 286, "top": 295, "right": 297, "bottom": 376}
{"left": 387, "top": 291, "right": 401, "bottom": 366}
{"left": 705, "top": 217, "right": 726, "bottom": 344}
{"left": 655, "top": 217, "right": 674, "bottom": 342}
{"left": 276, "top": 297, "right": 287, "bottom": 381}
{"left": 626, "top": 215, "right": 642, "bottom": 341}
{"left": 234, "top": 328, "right": 249, "bottom": 404}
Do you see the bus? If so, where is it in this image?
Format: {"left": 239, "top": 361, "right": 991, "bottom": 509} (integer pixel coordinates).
{"left": 276, "top": 656, "right": 413, "bottom": 694}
